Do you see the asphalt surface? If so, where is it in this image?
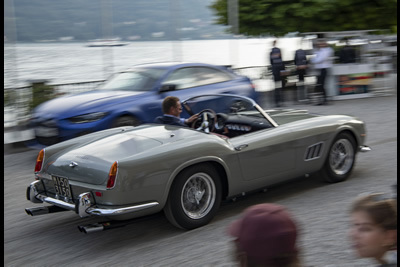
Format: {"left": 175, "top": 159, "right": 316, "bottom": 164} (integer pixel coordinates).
{"left": 4, "top": 93, "right": 397, "bottom": 267}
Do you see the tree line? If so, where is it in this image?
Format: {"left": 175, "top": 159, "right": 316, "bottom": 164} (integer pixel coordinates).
{"left": 210, "top": 0, "right": 397, "bottom": 37}
{"left": 4, "top": 0, "right": 228, "bottom": 42}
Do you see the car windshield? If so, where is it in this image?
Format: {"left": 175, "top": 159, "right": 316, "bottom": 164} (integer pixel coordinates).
{"left": 180, "top": 94, "right": 277, "bottom": 136}
{"left": 98, "top": 68, "right": 167, "bottom": 91}
{"left": 182, "top": 95, "right": 266, "bottom": 119}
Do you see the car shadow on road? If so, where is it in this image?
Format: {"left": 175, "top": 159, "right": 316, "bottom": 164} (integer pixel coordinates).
{"left": 70, "top": 174, "right": 327, "bottom": 238}
{"left": 215, "top": 174, "right": 328, "bottom": 219}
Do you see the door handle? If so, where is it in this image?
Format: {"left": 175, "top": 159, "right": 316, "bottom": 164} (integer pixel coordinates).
{"left": 235, "top": 144, "right": 248, "bottom": 151}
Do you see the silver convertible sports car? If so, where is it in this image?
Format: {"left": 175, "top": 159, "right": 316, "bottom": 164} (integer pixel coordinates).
{"left": 26, "top": 94, "right": 371, "bottom": 231}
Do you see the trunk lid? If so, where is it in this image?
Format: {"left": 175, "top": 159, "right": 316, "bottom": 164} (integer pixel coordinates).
{"left": 46, "top": 125, "right": 198, "bottom": 185}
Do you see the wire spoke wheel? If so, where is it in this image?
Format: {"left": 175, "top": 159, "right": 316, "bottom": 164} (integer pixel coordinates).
{"left": 181, "top": 173, "right": 216, "bottom": 220}
{"left": 164, "top": 164, "right": 222, "bottom": 230}
{"left": 319, "top": 132, "right": 356, "bottom": 183}
{"left": 329, "top": 138, "right": 354, "bottom": 175}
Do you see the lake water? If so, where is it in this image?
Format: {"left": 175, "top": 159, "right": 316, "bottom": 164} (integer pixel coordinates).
{"left": 4, "top": 38, "right": 308, "bottom": 89}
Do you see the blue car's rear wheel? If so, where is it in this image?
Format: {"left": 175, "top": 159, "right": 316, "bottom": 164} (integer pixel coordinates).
{"left": 164, "top": 164, "right": 222, "bottom": 230}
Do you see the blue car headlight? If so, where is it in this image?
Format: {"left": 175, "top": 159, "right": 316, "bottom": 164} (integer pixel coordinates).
{"left": 68, "top": 112, "right": 108, "bottom": 124}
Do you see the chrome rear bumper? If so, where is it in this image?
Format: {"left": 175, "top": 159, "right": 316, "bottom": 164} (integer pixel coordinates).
{"left": 26, "top": 180, "right": 159, "bottom": 217}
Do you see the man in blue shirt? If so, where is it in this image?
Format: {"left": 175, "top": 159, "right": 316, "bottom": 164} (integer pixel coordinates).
{"left": 154, "top": 96, "right": 198, "bottom": 127}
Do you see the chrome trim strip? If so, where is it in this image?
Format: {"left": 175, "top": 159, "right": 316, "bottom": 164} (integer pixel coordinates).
{"left": 359, "top": 145, "right": 371, "bottom": 152}
{"left": 255, "top": 104, "right": 279, "bottom": 127}
{"left": 40, "top": 196, "right": 76, "bottom": 210}
{"left": 86, "top": 202, "right": 160, "bottom": 216}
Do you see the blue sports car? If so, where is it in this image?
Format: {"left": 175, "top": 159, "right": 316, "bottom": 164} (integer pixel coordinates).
{"left": 28, "top": 62, "right": 258, "bottom": 146}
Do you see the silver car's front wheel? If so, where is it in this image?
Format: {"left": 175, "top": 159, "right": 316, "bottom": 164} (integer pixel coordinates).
{"left": 320, "top": 132, "right": 356, "bottom": 183}
{"left": 329, "top": 138, "right": 354, "bottom": 175}
{"left": 164, "top": 164, "right": 222, "bottom": 230}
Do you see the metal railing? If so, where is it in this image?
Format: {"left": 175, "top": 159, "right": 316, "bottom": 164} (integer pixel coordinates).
{"left": 53, "top": 80, "right": 106, "bottom": 95}
{"left": 4, "top": 79, "right": 105, "bottom": 104}
{"left": 4, "top": 80, "right": 106, "bottom": 128}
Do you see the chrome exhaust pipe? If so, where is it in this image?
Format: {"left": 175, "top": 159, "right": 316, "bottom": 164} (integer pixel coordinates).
{"left": 77, "top": 214, "right": 161, "bottom": 234}
{"left": 25, "top": 205, "right": 69, "bottom": 216}
{"left": 25, "top": 207, "right": 49, "bottom": 216}
{"left": 78, "top": 221, "right": 127, "bottom": 234}
{"left": 78, "top": 223, "right": 105, "bottom": 234}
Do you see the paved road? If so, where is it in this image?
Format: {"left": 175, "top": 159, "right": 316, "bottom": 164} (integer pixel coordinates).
{"left": 4, "top": 94, "right": 396, "bottom": 267}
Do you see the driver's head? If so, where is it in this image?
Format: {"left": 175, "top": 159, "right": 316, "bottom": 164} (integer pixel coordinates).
{"left": 162, "top": 96, "right": 182, "bottom": 117}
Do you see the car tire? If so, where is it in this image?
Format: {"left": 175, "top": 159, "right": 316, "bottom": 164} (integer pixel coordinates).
{"left": 164, "top": 164, "right": 222, "bottom": 230}
{"left": 320, "top": 132, "right": 356, "bottom": 183}
{"left": 112, "top": 115, "right": 140, "bottom": 127}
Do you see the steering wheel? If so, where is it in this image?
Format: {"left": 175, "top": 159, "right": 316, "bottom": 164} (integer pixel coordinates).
{"left": 191, "top": 109, "right": 217, "bottom": 133}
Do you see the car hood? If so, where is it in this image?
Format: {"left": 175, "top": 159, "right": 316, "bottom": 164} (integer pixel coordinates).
{"left": 46, "top": 125, "right": 201, "bottom": 185}
{"left": 34, "top": 90, "right": 145, "bottom": 119}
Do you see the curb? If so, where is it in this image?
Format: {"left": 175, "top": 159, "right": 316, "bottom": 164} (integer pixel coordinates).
{"left": 4, "top": 140, "right": 35, "bottom": 154}
{"left": 4, "top": 128, "right": 35, "bottom": 145}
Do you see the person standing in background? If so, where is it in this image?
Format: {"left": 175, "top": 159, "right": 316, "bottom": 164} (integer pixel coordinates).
{"left": 311, "top": 39, "right": 334, "bottom": 105}
{"left": 270, "top": 39, "right": 286, "bottom": 107}
{"left": 294, "top": 38, "right": 308, "bottom": 102}
{"left": 339, "top": 38, "right": 356, "bottom": 64}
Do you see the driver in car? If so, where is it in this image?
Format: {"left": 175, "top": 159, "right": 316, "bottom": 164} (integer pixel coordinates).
{"left": 154, "top": 96, "right": 198, "bottom": 127}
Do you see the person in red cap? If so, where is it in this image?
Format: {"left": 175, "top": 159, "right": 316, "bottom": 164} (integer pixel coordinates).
{"left": 228, "top": 203, "right": 300, "bottom": 267}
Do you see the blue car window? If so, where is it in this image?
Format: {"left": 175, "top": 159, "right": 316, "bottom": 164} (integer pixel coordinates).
{"left": 99, "top": 69, "right": 165, "bottom": 91}
{"left": 163, "top": 68, "right": 198, "bottom": 90}
{"left": 164, "top": 67, "right": 233, "bottom": 90}
{"left": 194, "top": 67, "right": 232, "bottom": 87}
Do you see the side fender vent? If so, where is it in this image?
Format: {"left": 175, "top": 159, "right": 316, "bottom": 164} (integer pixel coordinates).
{"left": 304, "top": 142, "right": 324, "bottom": 161}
